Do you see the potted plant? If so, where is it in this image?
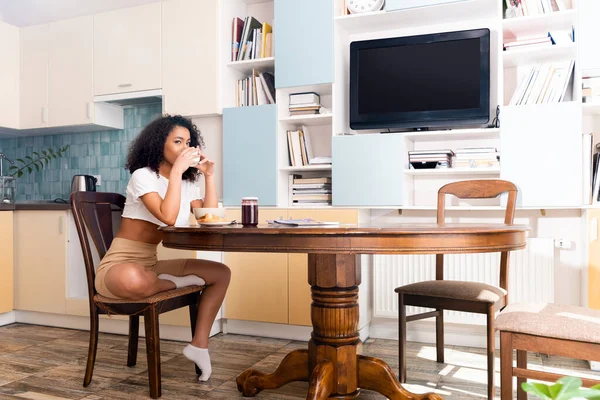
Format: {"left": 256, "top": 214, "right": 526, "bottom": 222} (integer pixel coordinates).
{"left": 522, "top": 377, "right": 600, "bottom": 399}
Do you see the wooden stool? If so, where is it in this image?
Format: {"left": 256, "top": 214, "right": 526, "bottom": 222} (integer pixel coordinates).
{"left": 496, "top": 303, "right": 600, "bottom": 400}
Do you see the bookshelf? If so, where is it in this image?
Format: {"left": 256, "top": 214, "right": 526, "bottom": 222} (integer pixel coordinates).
{"left": 334, "top": 0, "right": 495, "bottom": 35}
{"left": 404, "top": 167, "right": 501, "bottom": 176}
{"left": 279, "top": 114, "right": 333, "bottom": 126}
{"left": 502, "top": 43, "right": 577, "bottom": 68}
{"left": 280, "top": 165, "right": 332, "bottom": 172}
{"left": 584, "top": 103, "right": 600, "bottom": 116}
{"left": 398, "top": 128, "right": 500, "bottom": 142}
{"left": 502, "top": 9, "right": 577, "bottom": 38}
{"left": 226, "top": 56, "right": 275, "bottom": 75}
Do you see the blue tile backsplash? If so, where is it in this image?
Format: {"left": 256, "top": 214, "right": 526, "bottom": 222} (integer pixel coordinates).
{"left": 0, "top": 104, "right": 162, "bottom": 201}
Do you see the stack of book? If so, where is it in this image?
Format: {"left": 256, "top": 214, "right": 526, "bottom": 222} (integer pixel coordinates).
{"left": 289, "top": 175, "right": 332, "bottom": 207}
{"left": 286, "top": 125, "right": 332, "bottom": 167}
{"left": 231, "top": 16, "right": 273, "bottom": 62}
{"left": 453, "top": 148, "right": 500, "bottom": 169}
{"left": 509, "top": 60, "right": 575, "bottom": 105}
{"left": 408, "top": 150, "right": 454, "bottom": 169}
{"left": 583, "top": 75, "right": 600, "bottom": 104}
{"left": 289, "top": 92, "right": 321, "bottom": 116}
{"left": 235, "top": 69, "right": 275, "bottom": 107}
{"left": 504, "top": 0, "right": 568, "bottom": 17}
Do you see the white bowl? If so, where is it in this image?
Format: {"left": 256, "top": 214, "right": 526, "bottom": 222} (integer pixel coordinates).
{"left": 193, "top": 207, "right": 226, "bottom": 220}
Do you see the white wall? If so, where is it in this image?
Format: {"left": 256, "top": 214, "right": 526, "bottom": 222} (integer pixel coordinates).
{"left": 192, "top": 116, "right": 223, "bottom": 201}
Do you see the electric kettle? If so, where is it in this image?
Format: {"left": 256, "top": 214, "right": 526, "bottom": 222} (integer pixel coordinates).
{"left": 71, "top": 175, "right": 97, "bottom": 193}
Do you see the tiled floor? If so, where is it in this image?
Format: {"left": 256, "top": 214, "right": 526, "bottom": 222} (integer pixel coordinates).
{"left": 0, "top": 323, "right": 598, "bottom": 399}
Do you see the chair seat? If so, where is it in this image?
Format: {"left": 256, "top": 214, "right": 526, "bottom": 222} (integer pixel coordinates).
{"left": 395, "top": 280, "right": 507, "bottom": 303}
{"left": 496, "top": 302, "right": 600, "bottom": 344}
{"left": 94, "top": 285, "right": 204, "bottom": 305}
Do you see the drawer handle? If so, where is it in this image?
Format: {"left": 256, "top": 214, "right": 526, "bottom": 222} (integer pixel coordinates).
{"left": 118, "top": 83, "right": 132, "bottom": 88}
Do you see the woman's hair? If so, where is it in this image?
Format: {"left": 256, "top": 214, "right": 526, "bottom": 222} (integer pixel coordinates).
{"left": 125, "top": 114, "right": 205, "bottom": 181}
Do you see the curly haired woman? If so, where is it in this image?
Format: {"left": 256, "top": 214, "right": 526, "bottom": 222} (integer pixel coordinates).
{"left": 94, "top": 115, "right": 231, "bottom": 382}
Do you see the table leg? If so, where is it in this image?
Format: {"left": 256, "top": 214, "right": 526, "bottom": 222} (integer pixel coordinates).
{"left": 236, "top": 253, "right": 440, "bottom": 399}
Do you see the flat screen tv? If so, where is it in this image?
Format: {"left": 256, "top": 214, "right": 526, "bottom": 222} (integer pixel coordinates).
{"left": 349, "top": 28, "right": 490, "bottom": 130}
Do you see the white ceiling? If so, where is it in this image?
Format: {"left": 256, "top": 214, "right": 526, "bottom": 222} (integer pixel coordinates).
{"left": 0, "top": 0, "right": 161, "bottom": 27}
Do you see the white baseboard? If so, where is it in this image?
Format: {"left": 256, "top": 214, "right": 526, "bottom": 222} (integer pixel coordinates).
{"left": 369, "top": 317, "right": 496, "bottom": 349}
{"left": 13, "top": 311, "right": 221, "bottom": 342}
{"left": 224, "top": 319, "right": 371, "bottom": 343}
{"left": 0, "top": 311, "right": 16, "bottom": 327}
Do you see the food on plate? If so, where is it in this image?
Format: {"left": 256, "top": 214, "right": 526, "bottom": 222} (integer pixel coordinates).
{"left": 197, "top": 213, "right": 227, "bottom": 222}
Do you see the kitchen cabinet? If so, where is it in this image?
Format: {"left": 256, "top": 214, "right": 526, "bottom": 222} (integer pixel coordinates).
{"left": 93, "top": 3, "right": 162, "bottom": 96}
{"left": 579, "top": 0, "right": 600, "bottom": 74}
{"left": 0, "top": 212, "right": 14, "bottom": 314}
{"left": 274, "top": 0, "right": 334, "bottom": 88}
{"left": 332, "top": 134, "right": 405, "bottom": 206}
{"left": 48, "top": 15, "right": 94, "bottom": 127}
{"left": 223, "top": 105, "right": 278, "bottom": 206}
{"left": 224, "top": 209, "right": 289, "bottom": 323}
{"left": 501, "top": 103, "right": 582, "bottom": 207}
{"left": 14, "top": 210, "right": 67, "bottom": 314}
{"left": 162, "top": 0, "right": 219, "bottom": 117}
{"left": 20, "top": 24, "right": 49, "bottom": 130}
{"left": 0, "top": 21, "right": 20, "bottom": 130}
{"left": 223, "top": 208, "right": 359, "bottom": 326}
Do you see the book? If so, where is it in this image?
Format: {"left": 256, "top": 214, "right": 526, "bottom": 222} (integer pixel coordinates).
{"left": 237, "top": 16, "right": 262, "bottom": 61}
{"left": 260, "top": 23, "right": 272, "bottom": 58}
{"left": 231, "top": 17, "right": 244, "bottom": 61}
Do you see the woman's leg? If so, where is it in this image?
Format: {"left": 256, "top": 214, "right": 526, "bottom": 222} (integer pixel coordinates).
{"left": 103, "top": 263, "right": 176, "bottom": 300}
{"left": 180, "top": 259, "right": 231, "bottom": 348}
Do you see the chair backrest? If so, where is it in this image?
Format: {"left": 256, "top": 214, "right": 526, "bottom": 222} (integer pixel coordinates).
{"left": 435, "top": 179, "right": 518, "bottom": 294}
{"left": 70, "top": 191, "right": 125, "bottom": 302}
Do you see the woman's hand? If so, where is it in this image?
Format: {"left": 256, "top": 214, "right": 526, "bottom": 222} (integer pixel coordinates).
{"left": 193, "top": 149, "right": 215, "bottom": 177}
{"left": 173, "top": 147, "right": 200, "bottom": 175}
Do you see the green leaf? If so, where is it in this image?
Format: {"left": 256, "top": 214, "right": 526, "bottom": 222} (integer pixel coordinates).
{"left": 42, "top": 150, "right": 47, "bottom": 156}
{"left": 549, "top": 383, "right": 564, "bottom": 398}
{"left": 25, "top": 155, "right": 33, "bottom": 161}
{"left": 17, "top": 171, "right": 22, "bottom": 178}
{"left": 27, "top": 167, "right": 32, "bottom": 174}
{"left": 522, "top": 382, "right": 552, "bottom": 399}
{"left": 555, "top": 377, "right": 582, "bottom": 399}
{"left": 8, "top": 165, "right": 17, "bottom": 171}
{"left": 34, "top": 163, "right": 39, "bottom": 172}
{"left": 32, "top": 151, "right": 39, "bottom": 157}
{"left": 17, "top": 158, "right": 25, "bottom": 164}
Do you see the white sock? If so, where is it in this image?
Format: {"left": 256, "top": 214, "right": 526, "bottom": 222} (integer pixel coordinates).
{"left": 183, "top": 344, "right": 212, "bottom": 381}
{"left": 157, "top": 274, "right": 205, "bottom": 289}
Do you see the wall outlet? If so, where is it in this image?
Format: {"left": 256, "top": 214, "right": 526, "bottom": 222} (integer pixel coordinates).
{"left": 93, "top": 175, "right": 101, "bottom": 186}
{"left": 554, "top": 238, "right": 572, "bottom": 250}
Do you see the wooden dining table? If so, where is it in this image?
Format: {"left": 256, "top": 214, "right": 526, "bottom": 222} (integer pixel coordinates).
{"left": 160, "top": 222, "right": 529, "bottom": 400}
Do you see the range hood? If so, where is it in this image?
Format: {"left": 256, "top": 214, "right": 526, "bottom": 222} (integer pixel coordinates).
{"left": 93, "top": 89, "right": 162, "bottom": 107}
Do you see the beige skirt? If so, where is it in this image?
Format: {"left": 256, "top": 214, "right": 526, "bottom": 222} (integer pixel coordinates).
{"left": 95, "top": 237, "right": 189, "bottom": 299}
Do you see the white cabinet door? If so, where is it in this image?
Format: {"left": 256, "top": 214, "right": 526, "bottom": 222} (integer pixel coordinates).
{"left": 0, "top": 21, "right": 19, "bottom": 129}
{"left": 162, "top": 0, "right": 219, "bottom": 116}
{"left": 49, "top": 15, "right": 93, "bottom": 127}
{"left": 21, "top": 24, "right": 48, "bottom": 129}
{"left": 501, "top": 103, "right": 582, "bottom": 207}
{"left": 94, "top": 2, "right": 161, "bottom": 96}
{"left": 579, "top": 0, "right": 600, "bottom": 74}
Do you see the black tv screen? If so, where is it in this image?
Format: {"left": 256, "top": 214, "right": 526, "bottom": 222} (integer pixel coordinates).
{"left": 350, "top": 29, "right": 490, "bottom": 130}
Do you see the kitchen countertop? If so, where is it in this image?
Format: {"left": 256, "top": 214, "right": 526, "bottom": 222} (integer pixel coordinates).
{"left": 0, "top": 200, "right": 71, "bottom": 211}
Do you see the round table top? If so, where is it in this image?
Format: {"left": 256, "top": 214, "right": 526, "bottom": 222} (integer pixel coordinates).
{"left": 160, "top": 223, "right": 530, "bottom": 255}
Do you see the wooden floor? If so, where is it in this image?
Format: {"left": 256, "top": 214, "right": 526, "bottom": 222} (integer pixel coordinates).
{"left": 0, "top": 324, "right": 599, "bottom": 399}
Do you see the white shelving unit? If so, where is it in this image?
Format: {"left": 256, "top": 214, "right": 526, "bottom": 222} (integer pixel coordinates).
{"left": 404, "top": 167, "right": 501, "bottom": 176}
{"left": 279, "top": 114, "right": 333, "bottom": 126}
{"left": 226, "top": 57, "right": 274, "bottom": 75}
{"left": 584, "top": 103, "right": 600, "bottom": 116}
{"left": 502, "top": 9, "right": 577, "bottom": 38}
{"left": 399, "top": 128, "right": 500, "bottom": 141}
{"left": 280, "top": 165, "right": 332, "bottom": 172}
{"left": 502, "top": 43, "right": 577, "bottom": 68}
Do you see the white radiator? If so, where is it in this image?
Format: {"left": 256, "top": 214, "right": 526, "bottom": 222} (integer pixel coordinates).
{"left": 373, "top": 238, "right": 555, "bottom": 325}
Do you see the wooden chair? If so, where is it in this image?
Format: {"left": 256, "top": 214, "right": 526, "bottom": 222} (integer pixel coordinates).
{"left": 497, "top": 302, "right": 600, "bottom": 400}
{"left": 395, "top": 179, "right": 518, "bottom": 400}
{"left": 70, "top": 191, "right": 205, "bottom": 399}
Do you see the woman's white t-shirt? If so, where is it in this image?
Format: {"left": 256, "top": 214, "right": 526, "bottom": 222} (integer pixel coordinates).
{"left": 122, "top": 167, "right": 200, "bottom": 227}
